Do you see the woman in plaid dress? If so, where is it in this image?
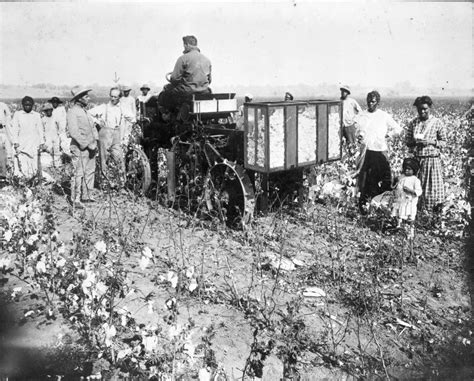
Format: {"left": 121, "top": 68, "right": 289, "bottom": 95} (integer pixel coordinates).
{"left": 405, "top": 96, "right": 447, "bottom": 214}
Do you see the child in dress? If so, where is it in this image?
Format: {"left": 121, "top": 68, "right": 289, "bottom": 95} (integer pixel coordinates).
{"left": 391, "top": 158, "right": 423, "bottom": 231}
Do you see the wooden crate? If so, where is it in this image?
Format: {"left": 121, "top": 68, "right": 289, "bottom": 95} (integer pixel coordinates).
{"left": 244, "top": 100, "right": 342, "bottom": 173}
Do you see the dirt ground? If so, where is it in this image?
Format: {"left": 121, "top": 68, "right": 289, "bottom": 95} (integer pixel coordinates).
{"left": 1, "top": 184, "right": 473, "bottom": 380}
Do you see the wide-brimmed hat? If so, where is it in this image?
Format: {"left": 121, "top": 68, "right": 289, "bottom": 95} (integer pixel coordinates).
{"left": 140, "top": 84, "right": 150, "bottom": 90}
{"left": 41, "top": 102, "right": 54, "bottom": 111}
{"left": 340, "top": 85, "right": 351, "bottom": 94}
{"left": 244, "top": 93, "right": 253, "bottom": 100}
{"left": 48, "top": 96, "right": 63, "bottom": 104}
{"left": 122, "top": 85, "right": 132, "bottom": 91}
{"left": 70, "top": 88, "right": 92, "bottom": 102}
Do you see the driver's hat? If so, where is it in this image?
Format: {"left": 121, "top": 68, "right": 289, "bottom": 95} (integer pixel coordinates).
{"left": 140, "top": 84, "right": 151, "bottom": 90}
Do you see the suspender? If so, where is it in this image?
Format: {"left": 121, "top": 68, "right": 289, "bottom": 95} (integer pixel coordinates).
{"left": 105, "top": 104, "right": 122, "bottom": 129}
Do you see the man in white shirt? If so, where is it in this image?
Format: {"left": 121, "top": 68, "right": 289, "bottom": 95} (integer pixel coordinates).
{"left": 49, "top": 96, "right": 68, "bottom": 135}
{"left": 136, "top": 84, "right": 158, "bottom": 121}
{"left": 10, "top": 96, "right": 44, "bottom": 179}
{"left": 340, "top": 85, "right": 362, "bottom": 146}
{"left": 120, "top": 85, "right": 137, "bottom": 143}
{"left": 89, "top": 87, "right": 133, "bottom": 184}
{"left": 41, "top": 102, "right": 69, "bottom": 168}
{"left": 355, "top": 90, "right": 402, "bottom": 214}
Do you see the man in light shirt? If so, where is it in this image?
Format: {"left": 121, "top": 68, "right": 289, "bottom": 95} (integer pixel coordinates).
{"left": 49, "top": 96, "right": 68, "bottom": 135}
{"left": 355, "top": 90, "right": 402, "bottom": 214}
{"left": 89, "top": 87, "right": 134, "bottom": 184}
{"left": 136, "top": 84, "right": 156, "bottom": 121}
{"left": 10, "top": 96, "right": 45, "bottom": 179}
{"left": 340, "top": 85, "right": 362, "bottom": 146}
{"left": 41, "top": 102, "right": 69, "bottom": 169}
{"left": 120, "top": 85, "right": 137, "bottom": 143}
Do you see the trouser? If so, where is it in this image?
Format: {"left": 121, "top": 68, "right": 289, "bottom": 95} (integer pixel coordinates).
{"left": 358, "top": 150, "right": 392, "bottom": 211}
{"left": 98, "top": 127, "right": 124, "bottom": 175}
{"left": 70, "top": 143, "right": 96, "bottom": 201}
{"left": 157, "top": 84, "right": 211, "bottom": 111}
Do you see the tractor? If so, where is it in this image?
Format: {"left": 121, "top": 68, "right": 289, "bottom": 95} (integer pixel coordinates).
{"left": 125, "top": 90, "right": 344, "bottom": 228}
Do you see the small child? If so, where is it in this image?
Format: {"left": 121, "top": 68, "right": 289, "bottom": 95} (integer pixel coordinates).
{"left": 391, "top": 158, "right": 423, "bottom": 231}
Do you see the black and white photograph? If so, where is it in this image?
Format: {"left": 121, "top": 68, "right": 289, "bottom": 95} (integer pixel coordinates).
{"left": 0, "top": 0, "right": 472, "bottom": 379}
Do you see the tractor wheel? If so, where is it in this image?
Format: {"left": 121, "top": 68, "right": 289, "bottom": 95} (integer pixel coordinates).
{"left": 204, "top": 160, "right": 255, "bottom": 229}
{"left": 125, "top": 145, "right": 151, "bottom": 195}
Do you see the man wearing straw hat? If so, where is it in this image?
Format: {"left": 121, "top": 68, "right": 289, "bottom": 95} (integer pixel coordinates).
{"left": 67, "top": 88, "right": 98, "bottom": 208}
{"left": 340, "top": 85, "right": 362, "bottom": 146}
{"left": 136, "top": 84, "right": 154, "bottom": 120}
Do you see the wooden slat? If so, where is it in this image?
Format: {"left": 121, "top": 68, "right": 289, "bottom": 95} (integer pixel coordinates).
{"left": 285, "top": 105, "right": 297, "bottom": 169}
{"left": 317, "top": 104, "right": 328, "bottom": 163}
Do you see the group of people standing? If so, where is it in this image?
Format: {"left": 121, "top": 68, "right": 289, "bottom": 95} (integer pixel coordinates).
{"left": 0, "top": 96, "right": 69, "bottom": 181}
{"left": 0, "top": 84, "right": 155, "bottom": 208}
{"left": 340, "top": 86, "right": 447, "bottom": 227}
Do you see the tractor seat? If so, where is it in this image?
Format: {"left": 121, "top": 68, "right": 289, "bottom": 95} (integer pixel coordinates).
{"left": 191, "top": 93, "right": 237, "bottom": 120}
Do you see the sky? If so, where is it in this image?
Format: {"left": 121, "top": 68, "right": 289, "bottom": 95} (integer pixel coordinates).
{"left": 0, "top": 1, "right": 472, "bottom": 93}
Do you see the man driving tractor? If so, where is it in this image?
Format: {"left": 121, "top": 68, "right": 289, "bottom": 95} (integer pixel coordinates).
{"left": 158, "top": 35, "right": 212, "bottom": 121}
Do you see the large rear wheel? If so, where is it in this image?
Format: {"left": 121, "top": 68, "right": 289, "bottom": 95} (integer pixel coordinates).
{"left": 125, "top": 145, "right": 151, "bottom": 195}
{"left": 204, "top": 160, "right": 255, "bottom": 229}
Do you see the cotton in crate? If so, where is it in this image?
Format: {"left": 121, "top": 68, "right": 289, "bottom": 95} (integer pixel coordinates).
{"left": 243, "top": 100, "right": 343, "bottom": 173}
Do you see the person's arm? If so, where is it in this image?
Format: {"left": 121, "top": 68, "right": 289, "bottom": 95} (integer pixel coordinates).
{"left": 404, "top": 178, "right": 423, "bottom": 197}
{"left": 88, "top": 104, "right": 105, "bottom": 126}
{"left": 386, "top": 113, "right": 402, "bottom": 136}
{"left": 354, "top": 99, "right": 362, "bottom": 114}
{"left": 170, "top": 56, "right": 184, "bottom": 84}
{"left": 414, "top": 178, "right": 423, "bottom": 197}
{"left": 433, "top": 118, "right": 447, "bottom": 148}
